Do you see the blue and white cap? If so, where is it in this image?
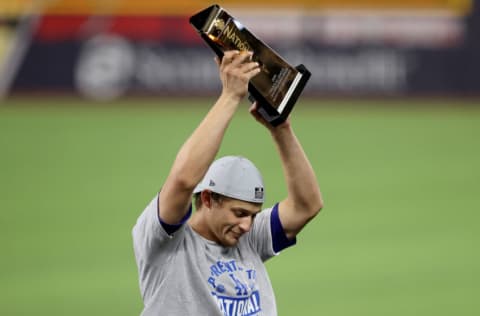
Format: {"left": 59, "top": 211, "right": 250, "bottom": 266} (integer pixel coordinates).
{"left": 193, "top": 156, "right": 265, "bottom": 203}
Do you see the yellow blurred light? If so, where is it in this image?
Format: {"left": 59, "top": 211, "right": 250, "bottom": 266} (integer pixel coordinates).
{"left": 0, "top": 0, "right": 473, "bottom": 16}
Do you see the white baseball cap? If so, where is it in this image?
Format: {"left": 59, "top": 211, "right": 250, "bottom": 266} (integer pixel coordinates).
{"left": 193, "top": 156, "right": 265, "bottom": 203}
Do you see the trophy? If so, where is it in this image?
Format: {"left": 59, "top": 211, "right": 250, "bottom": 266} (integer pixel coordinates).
{"left": 190, "top": 4, "right": 311, "bottom": 126}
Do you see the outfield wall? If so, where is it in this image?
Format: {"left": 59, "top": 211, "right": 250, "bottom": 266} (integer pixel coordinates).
{"left": 1, "top": 1, "right": 479, "bottom": 99}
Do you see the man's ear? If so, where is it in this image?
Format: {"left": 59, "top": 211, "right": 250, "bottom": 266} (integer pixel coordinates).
{"left": 200, "top": 190, "right": 212, "bottom": 209}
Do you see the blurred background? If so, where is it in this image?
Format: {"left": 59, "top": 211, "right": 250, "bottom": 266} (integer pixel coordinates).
{"left": 1, "top": 1, "right": 479, "bottom": 315}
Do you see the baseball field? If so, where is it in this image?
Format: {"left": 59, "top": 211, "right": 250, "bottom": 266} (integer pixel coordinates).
{"left": 1, "top": 97, "right": 479, "bottom": 315}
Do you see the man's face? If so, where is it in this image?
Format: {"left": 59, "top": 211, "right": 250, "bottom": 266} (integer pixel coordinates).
{"left": 208, "top": 196, "right": 262, "bottom": 247}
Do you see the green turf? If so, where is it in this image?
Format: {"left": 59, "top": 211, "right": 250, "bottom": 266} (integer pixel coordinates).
{"left": 1, "top": 97, "right": 479, "bottom": 315}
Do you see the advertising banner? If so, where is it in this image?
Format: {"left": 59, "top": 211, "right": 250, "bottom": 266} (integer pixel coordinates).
{"left": 2, "top": 1, "right": 480, "bottom": 99}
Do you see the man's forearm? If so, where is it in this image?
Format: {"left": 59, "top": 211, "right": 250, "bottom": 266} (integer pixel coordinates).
{"left": 272, "top": 125, "right": 323, "bottom": 217}
{"left": 171, "top": 93, "right": 241, "bottom": 189}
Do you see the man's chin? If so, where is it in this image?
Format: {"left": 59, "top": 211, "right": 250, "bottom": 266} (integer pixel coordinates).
{"left": 221, "top": 235, "right": 241, "bottom": 247}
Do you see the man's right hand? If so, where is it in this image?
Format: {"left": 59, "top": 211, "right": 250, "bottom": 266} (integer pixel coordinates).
{"left": 216, "top": 50, "right": 261, "bottom": 102}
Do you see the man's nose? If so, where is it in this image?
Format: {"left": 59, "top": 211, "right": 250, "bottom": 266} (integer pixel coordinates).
{"left": 238, "top": 216, "right": 253, "bottom": 232}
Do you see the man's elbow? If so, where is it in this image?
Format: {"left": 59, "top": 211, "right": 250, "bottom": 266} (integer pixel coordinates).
{"left": 309, "top": 195, "right": 324, "bottom": 218}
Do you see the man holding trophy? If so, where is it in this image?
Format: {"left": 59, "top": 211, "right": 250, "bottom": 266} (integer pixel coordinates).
{"left": 133, "top": 5, "right": 323, "bottom": 316}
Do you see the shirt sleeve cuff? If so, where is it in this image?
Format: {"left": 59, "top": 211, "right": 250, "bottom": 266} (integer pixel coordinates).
{"left": 270, "top": 203, "right": 296, "bottom": 253}
{"left": 157, "top": 193, "right": 192, "bottom": 235}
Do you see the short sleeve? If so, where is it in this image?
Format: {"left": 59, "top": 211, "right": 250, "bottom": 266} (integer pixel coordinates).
{"left": 247, "top": 203, "right": 297, "bottom": 261}
{"left": 132, "top": 195, "right": 171, "bottom": 247}
{"left": 132, "top": 194, "right": 191, "bottom": 301}
{"left": 132, "top": 194, "right": 190, "bottom": 262}
{"left": 159, "top": 204, "right": 192, "bottom": 235}
{"left": 270, "top": 203, "right": 296, "bottom": 253}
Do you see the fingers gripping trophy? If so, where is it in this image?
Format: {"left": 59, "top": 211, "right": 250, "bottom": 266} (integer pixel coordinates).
{"left": 190, "top": 4, "right": 311, "bottom": 126}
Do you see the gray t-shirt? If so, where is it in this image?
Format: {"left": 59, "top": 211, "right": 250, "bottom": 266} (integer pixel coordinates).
{"left": 132, "top": 195, "right": 290, "bottom": 316}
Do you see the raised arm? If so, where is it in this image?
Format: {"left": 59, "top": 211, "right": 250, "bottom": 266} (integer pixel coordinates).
{"left": 159, "top": 51, "right": 260, "bottom": 225}
{"left": 250, "top": 105, "right": 323, "bottom": 239}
